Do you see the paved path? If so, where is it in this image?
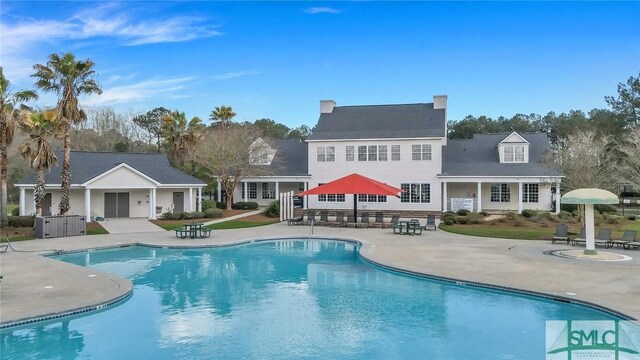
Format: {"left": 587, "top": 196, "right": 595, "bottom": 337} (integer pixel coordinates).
{"left": 1, "top": 223, "right": 639, "bottom": 326}
{"left": 98, "top": 218, "right": 164, "bottom": 234}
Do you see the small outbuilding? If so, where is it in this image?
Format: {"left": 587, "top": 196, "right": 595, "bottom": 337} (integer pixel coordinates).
{"left": 15, "top": 151, "right": 206, "bottom": 221}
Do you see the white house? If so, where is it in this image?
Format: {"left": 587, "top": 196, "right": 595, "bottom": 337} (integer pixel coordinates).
{"left": 233, "top": 96, "right": 563, "bottom": 214}
{"left": 15, "top": 151, "right": 206, "bottom": 221}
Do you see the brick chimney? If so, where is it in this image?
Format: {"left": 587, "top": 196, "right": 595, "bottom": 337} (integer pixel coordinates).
{"left": 320, "top": 100, "right": 336, "bottom": 114}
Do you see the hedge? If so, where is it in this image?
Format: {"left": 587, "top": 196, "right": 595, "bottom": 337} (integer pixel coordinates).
{"left": 8, "top": 215, "right": 35, "bottom": 228}
{"left": 232, "top": 202, "right": 259, "bottom": 210}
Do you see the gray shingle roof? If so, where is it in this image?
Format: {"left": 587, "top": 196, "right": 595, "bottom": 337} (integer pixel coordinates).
{"left": 18, "top": 151, "right": 205, "bottom": 185}
{"left": 442, "top": 133, "right": 563, "bottom": 177}
{"left": 265, "top": 138, "right": 309, "bottom": 176}
{"left": 307, "top": 103, "right": 446, "bottom": 140}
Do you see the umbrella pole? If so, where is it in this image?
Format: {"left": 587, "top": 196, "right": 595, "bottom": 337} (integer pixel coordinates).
{"left": 584, "top": 204, "right": 597, "bottom": 255}
{"left": 353, "top": 194, "right": 358, "bottom": 228}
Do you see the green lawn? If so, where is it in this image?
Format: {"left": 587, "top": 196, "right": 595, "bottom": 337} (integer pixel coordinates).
{"left": 206, "top": 220, "right": 279, "bottom": 230}
{"left": 439, "top": 224, "right": 551, "bottom": 240}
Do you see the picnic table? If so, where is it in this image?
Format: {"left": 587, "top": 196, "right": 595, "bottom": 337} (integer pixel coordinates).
{"left": 175, "top": 223, "right": 211, "bottom": 239}
{"left": 393, "top": 220, "right": 423, "bottom": 235}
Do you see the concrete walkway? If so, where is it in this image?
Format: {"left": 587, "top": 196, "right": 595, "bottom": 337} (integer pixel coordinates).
{"left": 98, "top": 218, "right": 165, "bottom": 234}
{"left": 1, "top": 223, "right": 639, "bottom": 326}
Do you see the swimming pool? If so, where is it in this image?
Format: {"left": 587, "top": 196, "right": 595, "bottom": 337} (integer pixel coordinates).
{"left": 0, "top": 240, "right": 622, "bottom": 359}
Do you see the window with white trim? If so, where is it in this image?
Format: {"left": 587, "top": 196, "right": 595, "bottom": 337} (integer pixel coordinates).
{"left": 317, "top": 146, "right": 335, "bottom": 162}
{"left": 490, "top": 183, "right": 510, "bottom": 202}
{"left": 378, "top": 145, "right": 388, "bottom": 161}
{"left": 346, "top": 146, "right": 354, "bottom": 161}
{"left": 368, "top": 145, "right": 377, "bottom": 161}
{"left": 317, "top": 146, "right": 325, "bottom": 162}
{"left": 248, "top": 183, "right": 257, "bottom": 199}
{"left": 400, "top": 183, "right": 430, "bottom": 203}
{"left": 504, "top": 145, "right": 525, "bottom": 163}
{"left": 391, "top": 145, "right": 400, "bottom": 161}
{"left": 358, "top": 194, "right": 387, "bottom": 202}
{"left": 262, "top": 183, "right": 275, "bottom": 199}
{"left": 522, "top": 183, "right": 539, "bottom": 203}
{"left": 317, "top": 183, "right": 345, "bottom": 202}
{"left": 412, "top": 144, "right": 432, "bottom": 160}
{"left": 358, "top": 146, "right": 367, "bottom": 161}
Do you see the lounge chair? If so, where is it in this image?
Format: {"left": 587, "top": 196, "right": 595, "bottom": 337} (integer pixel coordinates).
{"left": 317, "top": 210, "right": 329, "bottom": 226}
{"left": 595, "top": 228, "right": 612, "bottom": 247}
{"left": 360, "top": 212, "right": 371, "bottom": 228}
{"left": 346, "top": 214, "right": 358, "bottom": 228}
{"left": 610, "top": 230, "right": 637, "bottom": 248}
{"left": 373, "top": 212, "right": 385, "bottom": 228}
{"left": 387, "top": 215, "right": 400, "bottom": 230}
{"left": 571, "top": 228, "right": 586, "bottom": 246}
{"left": 552, "top": 224, "right": 569, "bottom": 244}
{"left": 623, "top": 231, "right": 640, "bottom": 250}
{"left": 303, "top": 210, "right": 316, "bottom": 225}
{"left": 424, "top": 214, "right": 437, "bottom": 231}
{"left": 332, "top": 211, "right": 347, "bottom": 227}
{"left": 288, "top": 216, "right": 304, "bottom": 225}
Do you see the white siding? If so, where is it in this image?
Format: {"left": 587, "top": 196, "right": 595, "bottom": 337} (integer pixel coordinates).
{"left": 307, "top": 139, "right": 445, "bottom": 211}
{"left": 87, "top": 167, "right": 156, "bottom": 189}
{"left": 445, "top": 182, "right": 553, "bottom": 212}
{"left": 232, "top": 181, "right": 304, "bottom": 206}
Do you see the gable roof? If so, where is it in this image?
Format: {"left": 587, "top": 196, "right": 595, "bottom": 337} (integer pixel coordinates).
{"left": 442, "top": 133, "right": 563, "bottom": 177}
{"left": 498, "top": 131, "right": 529, "bottom": 144}
{"left": 307, "top": 103, "right": 446, "bottom": 141}
{"left": 17, "top": 151, "right": 205, "bottom": 186}
{"left": 263, "top": 138, "right": 309, "bottom": 176}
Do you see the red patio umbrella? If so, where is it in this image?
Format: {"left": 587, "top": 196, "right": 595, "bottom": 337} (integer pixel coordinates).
{"left": 297, "top": 173, "right": 404, "bottom": 224}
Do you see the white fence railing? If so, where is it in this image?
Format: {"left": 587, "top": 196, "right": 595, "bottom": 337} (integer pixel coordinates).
{"left": 279, "top": 191, "right": 295, "bottom": 221}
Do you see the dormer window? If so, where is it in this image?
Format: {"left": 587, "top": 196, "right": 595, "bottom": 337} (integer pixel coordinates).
{"left": 250, "top": 137, "right": 276, "bottom": 165}
{"left": 504, "top": 145, "right": 525, "bottom": 163}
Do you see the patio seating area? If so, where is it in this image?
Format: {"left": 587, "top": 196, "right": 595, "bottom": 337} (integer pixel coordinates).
{"left": 553, "top": 226, "right": 638, "bottom": 250}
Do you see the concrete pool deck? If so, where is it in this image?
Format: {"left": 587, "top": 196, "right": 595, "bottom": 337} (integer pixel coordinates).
{"left": 1, "top": 222, "right": 639, "bottom": 326}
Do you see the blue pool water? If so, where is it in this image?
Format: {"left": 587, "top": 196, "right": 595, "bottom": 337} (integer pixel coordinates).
{"left": 0, "top": 240, "right": 621, "bottom": 359}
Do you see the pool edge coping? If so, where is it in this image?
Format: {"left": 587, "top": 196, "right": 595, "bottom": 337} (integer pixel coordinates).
{"left": 1, "top": 235, "right": 636, "bottom": 329}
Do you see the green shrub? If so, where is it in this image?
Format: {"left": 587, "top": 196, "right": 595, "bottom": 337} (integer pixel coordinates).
{"left": 513, "top": 218, "right": 525, "bottom": 227}
{"left": 11, "top": 207, "right": 19, "bottom": 216}
{"left": 521, "top": 209, "right": 538, "bottom": 218}
{"left": 191, "top": 211, "right": 204, "bottom": 219}
{"left": 456, "top": 209, "right": 470, "bottom": 216}
{"left": 161, "top": 212, "right": 176, "bottom": 220}
{"left": 594, "top": 212, "right": 603, "bottom": 226}
{"left": 595, "top": 204, "right": 617, "bottom": 214}
{"left": 201, "top": 200, "right": 216, "bottom": 211}
{"left": 561, "top": 204, "right": 578, "bottom": 213}
{"left": 264, "top": 201, "right": 280, "bottom": 218}
{"left": 443, "top": 211, "right": 456, "bottom": 216}
{"left": 628, "top": 215, "right": 637, "bottom": 221}
{"left": 505, "top": 212, "right": 518, "bottom": 220}
{"left": 456, "top": 216, "right": 469, "bottom": 224}
{"left": 232, "top": 201, "right": 259, "bottom": 210}
{"left": 443, "top": 219, "right": 454, "bottom": 226}
{"left": 8, "top": 215, "right": 35, "bottom": 227}
{"left": 466, "top": 212, "right": 485, "bottom": 224}
{"left": 204, "top": 208, "right": 223, "bottom": 218}
{"left": 605, "top": 215, "right": 622, "bottom": 224}
{"left": 558, "top": 210, "right": 573, "bottom": 220}
{"left": 216, "top": 201, "right": 226, "bottom": 209}
{"left": 479, "top": 211, "right": 489, "bottom": 217}
{"left": 175, "top": 212, "right": 189, "bottom": 220}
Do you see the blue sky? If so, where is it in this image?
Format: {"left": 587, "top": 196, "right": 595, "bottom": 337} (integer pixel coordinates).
{"left": 2, "top": 1, "right": 639, "bottom": 128}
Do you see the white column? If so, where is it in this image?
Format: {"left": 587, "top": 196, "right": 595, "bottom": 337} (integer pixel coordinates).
{"left": 442, "top": 182, "right": 448, "bottom": 212}
{"left": 243, "top": 182, "right": 248, "bottom": 202}
{"left": 477, "top": 182, "right": 482, "bottom": 212}
{"left": 197, "top": 188, "right": 202, "bottom": 212}
{"left": 555, "top": 181, "right": 561, "bottom": 214}
{"left": 151, "top": 188, "right": 157, "bottom": 220}
{"left": 188, "top": 188, "right": 194, "bottom": 211}
{"left": 275, "top": 182, "right": 279, "bottom": 201}
{"left": 84, "top": 188, "right": 91, "bottom": 222}
{"left": 517, "top": 181, "right": 523, "bottom": 214}
{"left": 303, "top": 182, "right": 308, "bottom": 209}
{"left": 217, "top": 177, "right": 222, "bottom": 202}
{"left": 19, "top": 188, "right": 25, "bottom": 216}
{"left": 148, "top": 189, "right": 153, "bottom": 219}
{"left": 585, "top": 204, "right": 596, "bottom": 254}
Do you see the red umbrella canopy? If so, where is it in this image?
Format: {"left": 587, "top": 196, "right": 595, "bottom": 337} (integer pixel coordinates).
{"left": 297, "top": 173, "right": 403, "bottom": 196}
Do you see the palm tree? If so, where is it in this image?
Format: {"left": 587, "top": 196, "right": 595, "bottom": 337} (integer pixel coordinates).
{"left": 162, "top": 111, "right": 205, "bottom": 171}
{"left": 209, "top": 105, "right": 236, "bottom": 129}
{"left": 17, "top": 110, "right": 63, "bottom": 216}
{"left": 0, "top": 67, "right": 38, "bottom": 225}
{"left": 32, "top": 53, "right": 102, "bottom": 215}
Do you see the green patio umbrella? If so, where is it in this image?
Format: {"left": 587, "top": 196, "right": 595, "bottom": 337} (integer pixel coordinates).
{"left": 561, "top": 188, "right": 619, "bottom": 255}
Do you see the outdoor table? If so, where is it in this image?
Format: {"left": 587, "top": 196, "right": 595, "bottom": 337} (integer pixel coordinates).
{"left": 397, "top": 220, "right": 417, "bottom": 235}
{"left": 184, "top": 223, "right": 204, "bottom": 238}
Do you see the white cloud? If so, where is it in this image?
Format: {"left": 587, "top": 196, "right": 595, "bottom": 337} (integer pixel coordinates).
{"left": 305, "top": 7, "right": 342, "bottom": 14}
{"left": 213, "top": 71, "right": 261, "bottom": 80}
{"left": 83, "top": 76, "right": 193, "bottom": 106}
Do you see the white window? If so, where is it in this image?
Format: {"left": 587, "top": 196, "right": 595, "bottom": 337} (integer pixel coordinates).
{"left": 317, "top": 146, "right": 335, "bottom": 162}
{"left": 522, "top": 183, "right": 539, "bottom": 203}
{"left": 504, "top": 145, "right": 525, "bottom": 163}
{"left": 248, "top": 183, "right": 257, "bottom": 199}
{"left": 262, "top": 183, "right": 275, "bottom": 199}
{"left": 358, "top": 146, "right": 367, "bottom": 161}
{"left": 317, "top": 183, "right": 344, "bottom": 202}
{"left": 490, "top": 184, "right": 510, "bottom": 202}
{"left": 326, "top": 146, "right": 335, "bottom": 162}
{"left": 400, "top": 183, "right": 430, "bottom": 203}
{"left": 368, "top": 145, "right": 377, "bottom": 161}
{"left": 317, "top": 147, "right": 326, "bottom": 162}
{"left": 391, "top": 145, "right": 400, "bottom": 161}
{"left": 358, "top": 194, "right": 387, "bottom": 202}
{"left": 412, "top": 144, "right": 431, "bottom": 161}
{"left": 346, "top": 146, "right": 354, "bottom": 161}
{"left": 378, "top": 145, "right": 388, "bottom": 161}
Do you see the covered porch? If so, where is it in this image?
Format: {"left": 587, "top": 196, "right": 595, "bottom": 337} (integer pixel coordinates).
{"left": 230, "top": 176, "right": 312, "bottom": 207}
{"left": 439, "top": 176, "right": 562, "bottom": 214}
